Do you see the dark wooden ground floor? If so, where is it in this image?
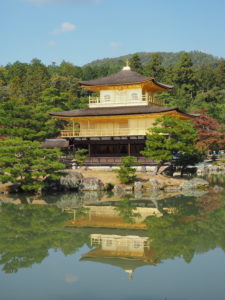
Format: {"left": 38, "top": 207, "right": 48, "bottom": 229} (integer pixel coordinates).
{"left": 64, "top": 136, "right": 154, "bottom": 165}
{"left": 68, "top": 136, "right": 146, "bottom": 157}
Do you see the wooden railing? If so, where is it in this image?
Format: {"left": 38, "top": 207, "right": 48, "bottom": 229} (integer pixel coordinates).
{"left": 61, "top": 128, "right": 146, "bottom": 138}
{"left": 89, "top": 95, "right": 164, "bottom": 107}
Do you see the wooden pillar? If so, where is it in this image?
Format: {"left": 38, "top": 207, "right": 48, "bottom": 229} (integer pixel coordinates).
{"left": 88, "top": 143, "right": 91, "bottom": 156}
{"left": 128, "top": 143, "right": 131, "bottom": 156}
{"left": 72, "top": 120, "right": 75, "bottom": 136}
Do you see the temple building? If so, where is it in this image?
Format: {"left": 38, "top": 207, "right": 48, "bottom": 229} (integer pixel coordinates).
{"left": 50, "top": 64, "right": 196, "bottom": 164}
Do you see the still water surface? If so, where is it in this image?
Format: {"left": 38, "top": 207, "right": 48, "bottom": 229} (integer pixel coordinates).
{"left": 1, "top": 189, "right": 225, "bottom": 300}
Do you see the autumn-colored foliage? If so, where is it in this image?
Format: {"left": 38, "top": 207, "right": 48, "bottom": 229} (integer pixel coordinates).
{"left": 193, "top": 110, "right": 225, "bottom": 152}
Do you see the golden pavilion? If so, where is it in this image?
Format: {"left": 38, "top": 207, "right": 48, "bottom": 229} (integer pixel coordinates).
{"left": 50, "top": 64, "right": 196, "bottom": 164}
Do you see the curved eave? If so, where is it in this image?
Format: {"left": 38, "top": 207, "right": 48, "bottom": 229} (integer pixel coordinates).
{"left": 49, "top": 106, "right": 197, "bottom": 120}
{"left": 80, "top": 79, "right": 173, "bottom": 92}
{"left": 151, "top": 79, "right": 173, "bottom": 90}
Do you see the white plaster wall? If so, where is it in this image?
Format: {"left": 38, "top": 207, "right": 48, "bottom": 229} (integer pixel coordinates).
{"left": 100, "top": 88, "right": 142, "bottom": 103}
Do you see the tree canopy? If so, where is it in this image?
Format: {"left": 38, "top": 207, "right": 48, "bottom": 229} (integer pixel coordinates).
{"left": 0, "top": 52, "right": 224, "bottom": 144}
{"left": 0, "top": 138, "right": 65, "bottom": 192}
{"left": 141, "top": 116, "right": 201, "bottom": 175}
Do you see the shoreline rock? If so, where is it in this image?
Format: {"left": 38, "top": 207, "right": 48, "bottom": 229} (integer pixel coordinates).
{"left": 180, "top": 178, "right": 209, "bottom": 190}
{"left": 81, "top": 177, "right": 104, "bottom": 191}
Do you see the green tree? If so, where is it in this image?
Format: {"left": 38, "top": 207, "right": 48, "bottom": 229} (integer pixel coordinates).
{"left": 0, "top": 100, "right": 64, "bottom": 141}
{"left": 116, "top": 156, "right": 137, "bottom": 184}
{"left": 24, "top": 58, "right": 50, "bottom": 102}
{"left": 173, "top": 52, "right": 197, "bottom": 98}
{"left": 144, "top": 53, "right": 165, "bottom": 81}
{"left": 215, "top": 59, "right": 225, "bottom": 88}
{"left": 0, "top": 138, "right": 65, "bottom": 192}
{"left": 74, "top": 148, "right": 89, "bottom": 167}
{"left": 129, "top": 54, "right": 143, "bottom": 74}
{"left": 141, "top": 116, "right": 200, "bottom": 175}
{"left": 7, "top": 61, "right": 29, "bottom": 102}
{"left": 196, "top": 64, "right": 216, "bottom": 92}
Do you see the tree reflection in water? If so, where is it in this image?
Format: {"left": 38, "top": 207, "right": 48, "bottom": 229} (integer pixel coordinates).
{"left": 0, "top": 203, "right": 89, "bottom": 273}
{"left": 0, "top": 190, "right": 225, "bottom": 274}
{"left": 114, "top": 195, "right": 141, "bottom": 224}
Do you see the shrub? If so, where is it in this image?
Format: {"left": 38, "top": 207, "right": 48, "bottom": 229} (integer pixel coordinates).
{"left": 74, "top": 148, "right": 89, "bottom": 167}
{"left": 116, "top": 156, "right": 137, "bottom": 184}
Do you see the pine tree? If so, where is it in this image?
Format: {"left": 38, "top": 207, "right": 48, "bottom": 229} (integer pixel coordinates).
{"left": 173, "top": 52, "right": 197, "bottom": 98}
{"left": 215, "top": 59, "right": 225, "bottom": 88}
{"left": 129, "top": 54, "right": 143, "bottom": 74}
{"left": 0, "top": 138, "right": 65, "bottom": 192}
{"left": 144, "top": 53, "right": 165, "bottom": 81}
{"left": 141, "top": 116, "right": 200, "bottom": 175}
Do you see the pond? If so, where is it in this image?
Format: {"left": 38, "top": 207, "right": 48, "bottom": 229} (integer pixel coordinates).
{"left": 1, "top": 189, "right": 225, "bottom": 300}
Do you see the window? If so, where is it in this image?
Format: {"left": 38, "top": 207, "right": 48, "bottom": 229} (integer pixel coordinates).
{"left": 133, "top": 240, "right": 141, "bottom": 249}
{"left": 131, "top": 93, "right": 138, "bottom": 101}
{"left": 106, "top": 239, "right": 113, "bottom": 246}
{"left": 104, "top": 94, "right": 111, "bottom": 102}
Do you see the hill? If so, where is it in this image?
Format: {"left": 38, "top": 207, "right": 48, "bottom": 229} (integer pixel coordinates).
{"left": 85, "top": 51, "right": 221, "bottom": 68}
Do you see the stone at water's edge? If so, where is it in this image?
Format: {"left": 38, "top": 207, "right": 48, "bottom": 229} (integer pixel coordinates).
{"left": 148, "top": 179, "right": 164, "bottom": 190}
{"left": 180, "top": 178, "right": 209, "bottom": 190}
{"left": 112, "top": 184, "right": 133, "bottom": 195}
{"left": 81, "top": 177, "right": 104, "bottom": 191}
{"left": 197, "top": 164, "right": 225, "bottom": 176}
{"left": 113, "top": 185, "right": 125, "bottom": 195}
{"left": 164, "top": 185, "right": 181, "bottom": 192}
{"left": 213, "top": 185, "right": 224, "bottom": 192}
{"left": 134, "top": 181, "right": 143, "bottom": 191}
{"left": 60, "top": 171, "right": 83, "bottom": 190}
{"left": 181, "top": 189, "right": 208, "bottom": 197}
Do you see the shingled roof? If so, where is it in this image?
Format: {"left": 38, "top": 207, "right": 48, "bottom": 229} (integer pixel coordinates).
{"left": 41, "top": 139, "right": 69, "bottom": 148}
{"left": 79, "top": 69, "right": 173, "bottom": 90}
{"left": 49, "top": 105, "right": 197, "bottom": 118}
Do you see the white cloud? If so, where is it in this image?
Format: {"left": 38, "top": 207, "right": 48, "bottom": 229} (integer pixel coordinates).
{"left": 65, "top": 274, "right": 78, "bottom": 283}
{"left": 61, "top": 22, "right": 76, "bottom": 32}
{"left": 48, "top": 40, "right": 56, "bottom": 46}
{"left": 52, "top": 22, "right": 76, "bottom": 35}
{"left": 109, "top": 42, "right": 121, "bottom": 49}
{"left": 24, "top": 0, "right": 101, "bottom": 5}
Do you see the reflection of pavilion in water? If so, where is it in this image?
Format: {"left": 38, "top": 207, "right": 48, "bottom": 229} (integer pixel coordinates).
{"left": 68, "top": 198, "right": 176, "bottom": 229}
{"left": 81, "top": 233, "right": 157, "bottom": 279}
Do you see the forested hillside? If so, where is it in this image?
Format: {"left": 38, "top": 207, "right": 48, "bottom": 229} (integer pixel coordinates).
{"left": 0, "top": 51, "right": 225, "bottom": 142}
{"left": 85, "top": 51, "right": 220, "bottom": 68}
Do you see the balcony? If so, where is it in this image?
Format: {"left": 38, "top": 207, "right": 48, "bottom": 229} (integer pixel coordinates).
{"left": 89, "top": 95, "right": 164, "bottom": 108}
{"left": 60, "top": 128, "right": 147, "bottom": 138}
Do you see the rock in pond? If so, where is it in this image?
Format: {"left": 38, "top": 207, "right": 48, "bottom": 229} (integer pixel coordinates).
{"left": 113, "top": 184, "right": 133, "bottom": 194}
{"left": 147, "top": 179, "right": 164, "bottom": 190}
{"left": 134, "top": 181, "right": 143, "bottom": 191}
{"left": 81, "top": 177, "right": 104, "bottom": 191}
{"left": 180, "top": 178, "right": 209, "bottom": 190}
{"left": 163, "top": 185, "right": 181, "bottom": 192}
{"left": 60, "top": 171, "right": 83, "bottom": 190}
{"left": 213, "top": 185, "right": 224, "bottom": 192}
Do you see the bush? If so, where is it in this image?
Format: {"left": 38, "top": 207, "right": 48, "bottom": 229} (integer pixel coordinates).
{"left": 116, "top": 156, "right": 137, "bottom": 184}
{"left": 74, "top": 148, "right": 89, "bottom": 167}
{"left": 104, "top": 182, "right": 114, "bottom": 191}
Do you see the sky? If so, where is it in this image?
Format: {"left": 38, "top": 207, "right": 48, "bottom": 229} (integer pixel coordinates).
{"left": 1, "top": 0, "right": 225, "bottom": 66}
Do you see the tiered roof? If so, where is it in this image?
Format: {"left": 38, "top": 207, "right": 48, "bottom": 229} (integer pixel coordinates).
{"left": 79, "top": 69, "right": 173, "bottom": 92}
{"left": 49, "top": 106, "right": 197, "bottom": 118}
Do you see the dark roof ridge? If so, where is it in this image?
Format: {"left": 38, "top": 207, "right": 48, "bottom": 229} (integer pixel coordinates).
{"left": 79, "top": 69, "right": 173, "bottom": 89}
